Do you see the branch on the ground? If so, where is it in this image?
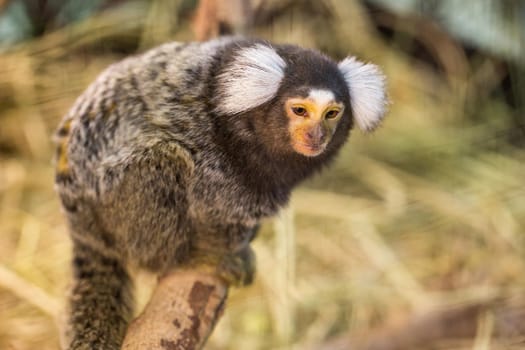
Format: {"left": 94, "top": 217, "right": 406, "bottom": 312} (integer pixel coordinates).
{"left": 316, "top": 297, "right": 525, "bottom": 350}
{"left": 121, "top": 270, "right": 228, "bottom": 350}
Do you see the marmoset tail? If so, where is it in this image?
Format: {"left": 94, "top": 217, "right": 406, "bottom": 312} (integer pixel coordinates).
{"left": 54, "top": 37, "right": 387, "bottom": 349}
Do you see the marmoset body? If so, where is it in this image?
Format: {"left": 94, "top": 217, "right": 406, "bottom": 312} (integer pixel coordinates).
{"left": 54, "top": 37, "right": 387, "bottom": 349}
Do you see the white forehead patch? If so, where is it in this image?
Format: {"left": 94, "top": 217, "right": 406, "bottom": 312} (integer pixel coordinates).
{"left": 338, "top": 57, "right": 387, "bottom": 132}
{"left": 216, "top": 44, "right": 286, "bottom": 115}
{"left": 308, "top": 89, "right": 335, "bottom": 106}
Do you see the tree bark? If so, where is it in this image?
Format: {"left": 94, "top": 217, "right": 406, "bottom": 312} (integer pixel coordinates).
{"left": 122, "top": 270, "right": 228, "bottom": 350}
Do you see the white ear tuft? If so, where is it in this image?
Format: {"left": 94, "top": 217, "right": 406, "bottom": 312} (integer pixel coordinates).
{"left": 216, "top": 44, "right": 286, "bottom": 115}
{"left": 338, "top": 57, "right": 387, "bottom": 132}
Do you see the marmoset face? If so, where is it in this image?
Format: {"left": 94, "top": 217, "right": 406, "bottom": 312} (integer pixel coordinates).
{"left": 285, "top": 88, "right": 346, "bottom": 157}
{"left": 215, "top": 42, "right": 387, "bottom": 158}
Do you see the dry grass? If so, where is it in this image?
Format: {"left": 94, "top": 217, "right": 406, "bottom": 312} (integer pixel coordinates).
{"left": 0, "top": 1, "right": 524, "bottom": 349}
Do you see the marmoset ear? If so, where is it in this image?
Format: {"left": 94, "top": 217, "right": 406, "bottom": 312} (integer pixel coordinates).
{"left": 338, "top": 57, "right": 387, "bottom": 132}
{"left": 216, "top": 44, "right": 287, "bottom": 115}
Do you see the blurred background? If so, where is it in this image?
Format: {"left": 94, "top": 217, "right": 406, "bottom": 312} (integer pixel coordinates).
{"left": 0, "top": 0, "right": 524, "bottom": 349}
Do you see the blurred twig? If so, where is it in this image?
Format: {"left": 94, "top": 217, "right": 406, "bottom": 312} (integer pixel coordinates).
{"left": 2, "top": 1, "right": 147, "bottom": 59}
{"left": 0, "top": 264, "right": 60, "bottom": 317}
{"left": 272, "top": 206, "right": 297, "bottom": 344}
{"left": 192, "top": 0, "right": 253, "bottom": 40}
{"left": 316, "top": 297, "right": 525, "bottom": 350}
{"left": 140, "top": 0, "right": 183, "bottom": 48}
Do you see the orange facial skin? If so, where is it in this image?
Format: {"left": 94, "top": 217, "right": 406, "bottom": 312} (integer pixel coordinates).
{"left": 285, "top": 97, "right": 344, "bottom": 157}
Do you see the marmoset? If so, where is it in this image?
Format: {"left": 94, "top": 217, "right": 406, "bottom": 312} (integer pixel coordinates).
{"left": 54, "top": 37, "right": 387, "bottom": 349}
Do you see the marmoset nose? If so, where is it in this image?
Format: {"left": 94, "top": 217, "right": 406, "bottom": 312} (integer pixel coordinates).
{"left": 306, "top": 127, "right": 325, "bottom": 142}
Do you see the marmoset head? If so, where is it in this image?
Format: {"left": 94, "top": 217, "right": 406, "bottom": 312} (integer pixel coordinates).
{"left": 214, "top": 42, "right": 387, "bottom": 158}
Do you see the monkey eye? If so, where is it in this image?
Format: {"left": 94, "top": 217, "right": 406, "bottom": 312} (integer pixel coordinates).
{"left": 325, "top": 109, "right": 340, "bottom": 119}
{"left": 291, "top": 106, "right": 308, "bottom": 117}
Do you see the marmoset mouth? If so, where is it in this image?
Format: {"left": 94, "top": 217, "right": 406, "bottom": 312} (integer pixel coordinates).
{"left": 292, "top": 141, "right": 326, "bottom": 157}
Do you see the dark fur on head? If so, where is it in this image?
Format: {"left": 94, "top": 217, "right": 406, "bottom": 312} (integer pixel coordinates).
{"left": 209, "top": 41, "right": 354, "bottom": 201}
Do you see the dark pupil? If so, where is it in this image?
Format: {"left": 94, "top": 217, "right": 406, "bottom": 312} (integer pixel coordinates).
{"left": 294, "top": 107, "right": 306, "bottom": 116}
{"left": 327, "top": 111, "right": 337, "bottom": 118}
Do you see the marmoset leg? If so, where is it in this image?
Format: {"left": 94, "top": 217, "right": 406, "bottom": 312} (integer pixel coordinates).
{"left": 216, "top": 246, "right": 256, "bottom": 286}
{"left": 64, "top": 239, "right": 133, "bottom": 350}
{"left": 179, "top": 244, "right": 255, "bottom": 287}
{"left": 187, "top": 224, "right": 258, "bottom": 287}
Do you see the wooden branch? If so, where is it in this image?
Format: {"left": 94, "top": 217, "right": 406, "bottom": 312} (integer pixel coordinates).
{"left": 122, "top": 270, "right": 228, "bottom": 350}
{"left": 192, "top": 0, "right": 253, "bottom": 41}
{"left": 252, "top": 0, "right": 332, "bottom": 27}
{"left": 0, "top": 0, "right": 9, "bottom": 13}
